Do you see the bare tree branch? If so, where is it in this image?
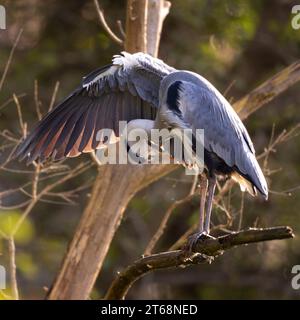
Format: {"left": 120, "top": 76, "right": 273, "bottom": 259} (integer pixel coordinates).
{"left": 117, "top": 20, "right": 126, "bottom": 38}
{"left": 237, "top": 193, "right": 244, "bottom": 231}
{"left": 234, "top": 60, "right": 300, "bottom": 119}
{"left": 10, "top": 162, "right": 92, "bottom": 236}
{"left": 257, "top": 123, "right": 300, "bottom": 162}
{"left": 105, "top": 226, "right": 294, "bottom": 299}
{"left": 34, "top": 80, "right": 42, "bottom": 120}
{"left": 13, "top": 94, "right": 26, "bottom": 138}
{"left": 0, "top": 93, "right": 26, "bottom": 112}
{"left": 93, "top": 0, "right": 123, "bottom": 45}
{"left": 0, "top": 29, "right": 23, "bottom": 91}
{"left": 48, "top": 81, "right": 60, "bottom": 112}
{"left": 8, "top": 237, "right": 19, "bottom": 300}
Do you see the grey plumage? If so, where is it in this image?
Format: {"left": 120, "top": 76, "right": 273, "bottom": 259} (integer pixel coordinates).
{"left": 15, "top": 51, "right": 268, "bottom": 202}
{"left": 158, "top": 71, "right": 268, "bottom": 198}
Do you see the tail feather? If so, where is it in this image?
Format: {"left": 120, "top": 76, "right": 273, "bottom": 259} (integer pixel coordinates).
{"left": 231, "top": 172, "right": 257, "bottom": 197}
{"left": 235, "top": 152, "right": 268, "bottom": 200}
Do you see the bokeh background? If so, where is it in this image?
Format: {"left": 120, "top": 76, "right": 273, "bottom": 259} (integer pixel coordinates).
{"left": 0, "top": 0, "right": 300, "bottom": 299}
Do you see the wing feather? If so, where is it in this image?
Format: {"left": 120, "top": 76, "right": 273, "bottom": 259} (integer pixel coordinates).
{"left": 15, "top": 52, "right": 171, "bottom": 162}
{"left": 78, "top": 104, "right": 98, "bottom": 152}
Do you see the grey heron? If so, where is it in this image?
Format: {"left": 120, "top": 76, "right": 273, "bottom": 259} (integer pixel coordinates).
{"left": 15, "top": 52, "right": 268, "bottom": 247}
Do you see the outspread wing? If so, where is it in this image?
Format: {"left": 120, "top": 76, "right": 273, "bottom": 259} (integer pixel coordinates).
{"left": 15, "top": 52, "right": 176, "bottom": 163}
{"left": 173, "top": 72, "right": 268, "bottom": 198}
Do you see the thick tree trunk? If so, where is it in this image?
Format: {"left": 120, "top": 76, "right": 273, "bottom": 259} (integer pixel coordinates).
{"left": 147, "top": 0, "right": 171, "bottom": 56}
{"left": 47, "top": 0, "right": 171, "bottom": 300}
{"left": 125, "top": 0, "right": 148, "bottom": 53}
{"left": 47, "top": 164, "right": 175, "bottom": 299}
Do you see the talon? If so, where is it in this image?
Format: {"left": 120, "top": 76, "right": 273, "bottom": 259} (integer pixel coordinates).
{"left": 184, "top": 231, "right": 215, "bottom": 252}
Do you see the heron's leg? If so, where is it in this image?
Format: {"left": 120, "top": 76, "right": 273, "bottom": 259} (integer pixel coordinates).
{"left": 203, "top": 174, "right": 217, "bottom": 234}
{"left": 198, "top": 174, "right": 208, "bottom": 233}
{"left": 184, "top": 174, "right": 210, "bottom": 252}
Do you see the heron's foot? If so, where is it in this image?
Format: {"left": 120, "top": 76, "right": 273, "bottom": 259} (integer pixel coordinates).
{"left": 184, "top": 231, "right": 215, "bottom": 253}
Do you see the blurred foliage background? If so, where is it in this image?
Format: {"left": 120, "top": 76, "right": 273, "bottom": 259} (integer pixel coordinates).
{"left": 0, "top": 0, "right": 300, "bottom": 299}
